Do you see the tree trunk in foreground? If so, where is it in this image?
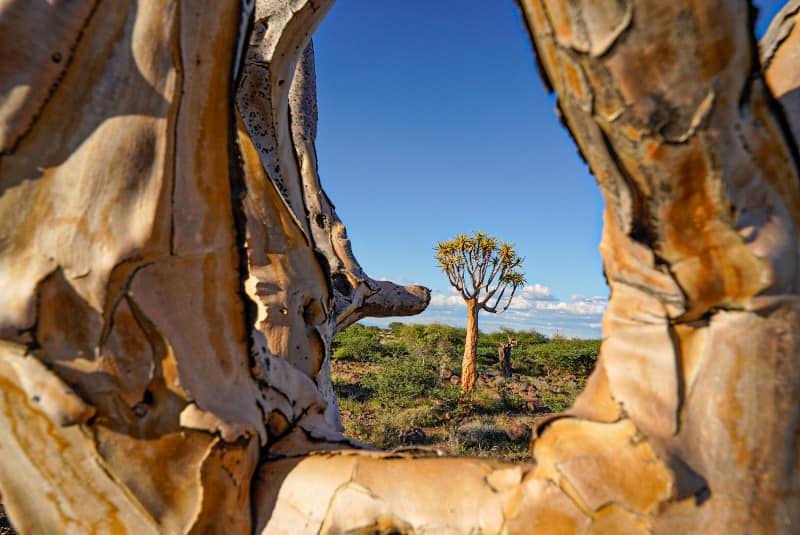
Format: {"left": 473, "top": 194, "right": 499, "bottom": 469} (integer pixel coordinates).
{"left": 0, "top": 0, "right": 799, "bottom": 534}
{"left": 460, "top": 298, "right": 479, "bottom": 393}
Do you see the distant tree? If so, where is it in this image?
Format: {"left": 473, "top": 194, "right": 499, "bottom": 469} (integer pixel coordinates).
{"left": 435, "top": 232, "right": 525, "bottom": 393}
{"left": 498, "top": 334, "right": 518, "bottom": 379}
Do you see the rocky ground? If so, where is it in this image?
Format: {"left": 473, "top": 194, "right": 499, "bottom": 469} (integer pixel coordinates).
{"left": 332, "top": 359, "right": 587, "bottom": 462}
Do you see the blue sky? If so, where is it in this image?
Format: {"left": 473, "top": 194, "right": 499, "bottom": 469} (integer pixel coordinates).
{"left": 313, "top": 0, "right": 786, "bottom": 338}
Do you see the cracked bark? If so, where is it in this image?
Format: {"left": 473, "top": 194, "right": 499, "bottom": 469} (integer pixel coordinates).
{"left": 0, "top": 0, "right": 798, "bottom": 534}
{"left": 236, "top": 1, "right": 429, "bottom": 428}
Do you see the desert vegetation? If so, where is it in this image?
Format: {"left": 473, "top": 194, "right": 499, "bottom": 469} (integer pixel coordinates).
{"left": 331, "top": 322, "right": 600, "bottom": 461}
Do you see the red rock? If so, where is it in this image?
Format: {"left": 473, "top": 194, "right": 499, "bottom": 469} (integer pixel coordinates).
{"left": 505, "top": 421, "right": 532, "bottom": 441}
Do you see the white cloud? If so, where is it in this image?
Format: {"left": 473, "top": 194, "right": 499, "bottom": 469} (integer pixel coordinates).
{"left": 396, "top": 282, "right": 609, "bottom": 338}
{"left": 534, "top": 297, "right": 607, "bottom": 315}
{"left": 428, "top": 292, "right": 464, "bottom": 307}
{"left": 525, "top": 283, "right": 555, "bottom": 300}
{"left": 506, "top": 283, "right": 555, "bottom": 310}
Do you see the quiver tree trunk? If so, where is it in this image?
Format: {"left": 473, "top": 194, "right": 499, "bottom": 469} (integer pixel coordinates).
{"left": 0, "top": 0, "right": 799, "bottom": 534}
{"left": 460, "top": 298, "right": 480, "bottom": 393}
{"left": 236, "top": 3, "right": 429, "bottom": 429}
{"left": 0, "top": 0, "right": 426, "bottom": 532}
{"left": 518, "top": 0, "right": 800, "bottom": 530}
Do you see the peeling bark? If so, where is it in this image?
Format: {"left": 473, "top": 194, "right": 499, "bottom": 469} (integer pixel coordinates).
{"left": 0, "top": 0, "right": 417, "bottom": 531}
{"left": 518, "top": 0, "right": 800, "bottom": 531}
{"left": 235, "top": 2, "right": 429, "bottom": 427}
{"left": 0, "top": 0, "right": 798, "bottom": 533}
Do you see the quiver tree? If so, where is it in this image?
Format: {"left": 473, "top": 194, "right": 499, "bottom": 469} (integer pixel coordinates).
{"left": 436, "top": 232, "right": 525, "bottom": 393}
{"left": 1, "top": 0, "right": 799, "bottom": 533}
{"left": 498, "top": 335, "right": 518, "bottom": 378}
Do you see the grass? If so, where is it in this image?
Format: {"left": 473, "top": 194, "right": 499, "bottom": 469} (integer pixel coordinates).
{"left": 0, "top": 324, "right": 597, "bottom": 531}
{"left": 331, "top": 324, "right": 598, "bottom": 462}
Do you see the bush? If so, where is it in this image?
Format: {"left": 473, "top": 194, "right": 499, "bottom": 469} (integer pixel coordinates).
{"left": 332, "top": 324, "right": 385, "bottom": 360}
{"left": 501, "top": 392, "right": 523, "bottom": 411}
{"left": 362, "top": 356, "right": 436, "bottom": 407}
{"left": 528, "top": 339, "right": 600, "bottom": 376}
{"left": 391, "top": 323, "right": 464, "bottom": 366}
{"left": 334, "top": 322, "right": 600, "bottom": 382}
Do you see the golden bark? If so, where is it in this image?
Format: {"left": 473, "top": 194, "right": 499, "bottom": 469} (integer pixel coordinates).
{"left": 460, "top": 298, "right": 479, "bottom": 393}
{"left": 0, "top": 0, "right": 798, "bottom": 533}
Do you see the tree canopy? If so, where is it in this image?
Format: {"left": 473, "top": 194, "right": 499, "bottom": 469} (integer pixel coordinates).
{"left": 435, "top": 231, "right": 525, "bottom": 312}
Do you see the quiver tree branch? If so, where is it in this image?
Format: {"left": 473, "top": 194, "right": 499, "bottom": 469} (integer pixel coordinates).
{"left": 0, "top": 3, "right": 270, "bottom": 532}
{"left": 287, "top": 42, "right": 430, "bottom": 334}
{"left": 236, "top": 3, "right": 428, "bottom": 426}
{"left": 436, "top": 233, "right": 525, "bottom": 312}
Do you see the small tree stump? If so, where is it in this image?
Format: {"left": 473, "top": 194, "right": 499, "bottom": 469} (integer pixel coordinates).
{"left": 498, "top": 336, "right": 517, "bottom": 378}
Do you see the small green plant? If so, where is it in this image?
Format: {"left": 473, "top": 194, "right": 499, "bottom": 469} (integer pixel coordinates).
{"left": 362, "top": 356, "right": 437, "bottom": 407}
{"left": 501, "top": 392, "right": 523, "bottom": 411}
{"left": 529, "top": 339, "right": 600, "bottom": 376}
{"left": 332, "top": 324, "right": 384, "bottom": 361}
{"left": 390, "top": 406, "right": 439, "bottom": 429}
{"left": 471, "top": 388, "right": 502, "bottom": 413}
{"left": 510, "top": 339, "right": 600, "bottom": 376}
{"left": 537, "top": 376, "right": 582, "bottom": 412}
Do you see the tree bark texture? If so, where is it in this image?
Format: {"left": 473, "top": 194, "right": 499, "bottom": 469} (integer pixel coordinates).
{"left": 0, "top": 0, "right": 798, "bottom": 534}
{"left": 519, "top": 0, "right": 800, "bottom": 531}
{"left": 460, "top": 298, "right": 480, "bottom": 393}
{"left": 0, "top": 0, "right": 424, "bottom": 532}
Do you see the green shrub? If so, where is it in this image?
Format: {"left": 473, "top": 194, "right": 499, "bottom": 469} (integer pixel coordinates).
{"left": 527, "top": 339, "right": 600, "bottom": 375}
{"left": 501, "top": 392, "right": 523, "bottom": 411}
{"left": 476, "top": 328, "right": 548, "bottom": 368}
{"left": 539, "top": 390, "right": 572, "bottom": 412}
{"left": 332, "top": 324, "right": 385, "bottom": 361}
{"left": 362, "top": 356, "right": 436, "bottom": 407}
{"left": 388, "top": 406, "right": 439, "bottom": 429}
{"left": 334, "top": 322, "right": 600, "bottom": 376}
{"left": 391, "top": 323, "right": 464, "bottom": 369}
{"left": 431, "top": 384, "right": 460, "bottom": 407}
{"left": 470, "top": 388, "right": 503, "bottom": 413}
{"left": 333, "top": 377, "right": 375, "bottom": 402}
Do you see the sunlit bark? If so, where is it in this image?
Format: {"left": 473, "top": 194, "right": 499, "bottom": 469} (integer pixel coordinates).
{"left": 460, "top": 298, "right": 479, "bottom": 393}
{"left": 0, "top": 0, "right": 798, "bottom": 533}
{"left": 520, "top": 0, "right": 800, "bottom": 531}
